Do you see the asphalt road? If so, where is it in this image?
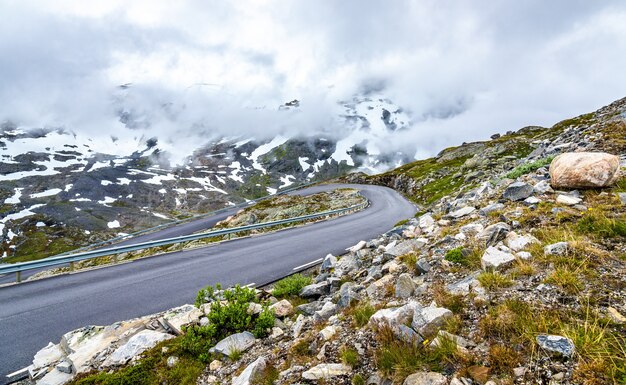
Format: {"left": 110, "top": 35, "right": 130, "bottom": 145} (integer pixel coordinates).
{"left": 0, "top": 184, "right": 415, "bottom": 382}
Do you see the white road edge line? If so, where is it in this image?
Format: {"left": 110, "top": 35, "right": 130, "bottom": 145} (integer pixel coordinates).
{"left": 293, "top": 258, "right": 323, "bottom": 271}
{"left": 244, "top": 283, "right": 256, "bottom": 288}
{"left": 7, "top": 366, "right": 29, "bottom": 378}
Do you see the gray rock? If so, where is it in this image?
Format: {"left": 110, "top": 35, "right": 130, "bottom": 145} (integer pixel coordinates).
{"left": 391, "top": 324, "right": 423, "bottom": 345}
{"left": 334, "top": 254, "right": 361, "bottom": 276}
{"left": 300, "top": 282, "right": 330, "bottom": 298}
{"left": 210, "top": 332, "right": 256, "bottom": 357}
{"left": 544, "top": 242, "right": 569, "bottom": 256}
{"left": 403, "top": 371, "right": 447, "bottom": 385}
{"left": 56, "top": 360, "right": 73, "bottom": 374}
{"left": 337, "top": 282, "right": 361, "bottom": 308}
{"left": 395, "top": 273, "right": 417, "bottom": 298}
{"left": 384, "top": 239, "right": 427, "bottom": 259}
{"left": 302, "top": 363, "right": 351, "bottom": 380}
{"left": 447, "top": 206, "right": 476, "bottom": 219}
{"left": 460, "top": 222, "right": 484, "bottom": 236}
{"left": 270, "top": 299, "right": 294, "bottom": 317}
{"left": 618, "top": 192, "right": 626, "bottom": 205}
{"left": 32, "top": 342, "right": 64, "bottom": 373}
{"left": 415, "top": 258, "right": 431, "bottom": 275}
{"left": 232, "top": 356, "right": 267, "bottom": 385}
{"left": 314, "top": 301, "right": 338, "bottom": 321}
{"left": 476, "top": 222, "right": 510, "bottom": 246}
{"left": 536, "top": 334, "right": 575, "bottom": 358}
{"left": 296, "top": 301, "right": 321, "bottom": 316}
{"left": 370, "top": 302, "right": 421, "bottom": 328}
{"left": 503, "top": 182, "right": 534, "bottom": 201}
{"left": 504, "top": 232, "right": 538, "bottom": 252}
{"left": 479, "top": 202, "right": 505, "bottom": 216}
{"left": 162, "top": 304, "right": 203, "bottom": 335}
{"left": 292, "top": 314, "right": 307, "bottom": 338}
{"left": 104, "top": 330, "right": 174, "bottom": 367}
{"left": 481, "top": 246, "right": 516, "bottom": 271}
{"left": 320, "top": 254, "right": 337, "bottom": 272}
{"left": 533, "top": 180, "right": 553, "bottom": 194}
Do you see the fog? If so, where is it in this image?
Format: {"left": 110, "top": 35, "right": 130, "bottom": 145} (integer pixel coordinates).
{"left": 2, "top": 0, "right": 626, "bottom": 163}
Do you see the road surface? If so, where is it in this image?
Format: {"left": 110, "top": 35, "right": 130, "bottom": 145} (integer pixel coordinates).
{"left": 0, "top": 184, "right": 415, "bottom": 382}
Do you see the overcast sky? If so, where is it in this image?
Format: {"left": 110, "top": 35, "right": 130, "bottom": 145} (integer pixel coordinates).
{"left": 1, "top": 0, "right": 626, "bottom": 162}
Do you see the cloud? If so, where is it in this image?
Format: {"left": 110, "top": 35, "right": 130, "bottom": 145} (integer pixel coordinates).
{"left": 1, "top": 0, "right": 626, "bottom": 164}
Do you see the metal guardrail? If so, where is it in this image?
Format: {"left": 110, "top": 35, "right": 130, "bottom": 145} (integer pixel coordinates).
{"left": 0, "top": 199, "right": 368, "bottom": 283}
{"left": 55, "top": 181, "right": 319, "bottom": 256}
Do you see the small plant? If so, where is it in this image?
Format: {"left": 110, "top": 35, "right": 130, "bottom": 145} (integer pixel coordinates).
{"left": 352, "top": 374, "right": 365, "bottom": 385}
{"left": 576, "top": 211, "right": 626, "bottom": 239}
{"left": 346, "top": 302, "right": 376, "bottom": 327}
{"left": 488, "top": 344, "right": 520, "bottom": 374}
{"left": 545, "top": 268, "right": 583, "bottom": 294}
{"left": 229, "top": 348, "right": 243, "bottom": 361}
{"left": 271, "top": 274, "right": 312, "bottom": 298}
{"left": 394, "top": 218, "right": 410, "bottom": 227}
{"left": 290, "top": 337, "right": 314, "bottom": 358}
{"left": 505, "top": 156, "right": 554, "bottom": 179}
{"left": 340, "top": 346, "right": 360, "bottom": 367}
{"left": 400, "top": 252, "right": 418, "bottom": 273}
{"left": 444, "top": 247, "right": 465, "bottom": 264}
{"left": 433, "top": 284, "right": 465, "bottom": 314}
{"left": 477, "top": 272, "right": 514, "bottom": 290}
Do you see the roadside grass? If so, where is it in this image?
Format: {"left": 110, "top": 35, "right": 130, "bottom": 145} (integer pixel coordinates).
{"left": 271, "top": 274, "right": 312, "bottom": 298}
{"left": 544, "top": 268, "right": 583, "bottom": 294}
{"left": 345, "top": 302, "right": 377, "bottom": 328}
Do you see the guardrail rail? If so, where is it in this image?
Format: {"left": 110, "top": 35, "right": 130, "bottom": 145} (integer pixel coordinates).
{"left": 0, "top": 199, "right": 368, "bottom": 283}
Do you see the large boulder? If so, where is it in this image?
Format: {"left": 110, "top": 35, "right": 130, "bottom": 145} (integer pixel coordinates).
{"left": 550, "top": 152, "right": 620, "bottom": 189}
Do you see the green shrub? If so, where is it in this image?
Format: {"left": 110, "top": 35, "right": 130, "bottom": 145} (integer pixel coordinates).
{"left": 444, "top": 248, "right": 465, "bottom": 264}
{"left": 182, "top": 284, "right": 274, "bottom": 362}
{"left": 271, "top": 274, "right": 312, "bottom": 298}
{"left": 505, "top": 156, "right": 555, "bottom": 179}
{"left": 340, "top": 347, "right": 359, "bottom": 366}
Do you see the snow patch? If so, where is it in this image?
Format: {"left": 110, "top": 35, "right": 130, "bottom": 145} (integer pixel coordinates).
{"left": 30, "top": 188, "right": 62, "bottom": 198}
{"left": 4, "top": 188, "right": 23, "bottom": 204}
{"left": 250, "top": 135, "right": 288, "bottom": 173}
{"left": 107, "top": 220, "right": 121, "bottom": 229}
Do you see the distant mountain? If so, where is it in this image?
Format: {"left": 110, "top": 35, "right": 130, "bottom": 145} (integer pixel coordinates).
{"left": 0, "top": 93, "right": 413, "bottom": 262}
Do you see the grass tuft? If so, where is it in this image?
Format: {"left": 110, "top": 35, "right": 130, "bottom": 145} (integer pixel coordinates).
{"left": 271, "top": 274, "right": 312, "bottom": 298}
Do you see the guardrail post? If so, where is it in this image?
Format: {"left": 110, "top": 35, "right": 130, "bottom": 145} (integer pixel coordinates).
{"left": 16, "top": 271, "right": 21, "bottom": 283}
{"left": 69, "top": 261, "right": 75, "bottom": 272}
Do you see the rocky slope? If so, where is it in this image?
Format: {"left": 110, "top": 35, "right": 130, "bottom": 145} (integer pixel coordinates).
{"left": 21, "top": 97, "right": 626, "bottom": 385}
{"left": 0, "top": 93, "right": 411, "bottom": 263}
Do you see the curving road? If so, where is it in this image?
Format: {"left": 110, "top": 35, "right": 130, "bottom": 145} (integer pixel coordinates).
{"left": 0, "top": 184, "right": 415, "bottom": 382}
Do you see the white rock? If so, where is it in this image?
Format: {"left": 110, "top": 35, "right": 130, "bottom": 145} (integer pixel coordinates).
{"left": 556, "top": 194, "right": 582, "bottom": 205}
{"left": 104, "top": 330, "right": 174, "bottom": 367}
{"left": 37, "top": 368, "right": 73, "bottom": 385}
{"left": 369, "top": 302, "right": 421, "bottom": 328}
{"left": 533, "top": 180, "right": 554, "bottom": 194}
{"left": 448, "top": 206, "right": 476, "bottom": 219}
{"left": 302, "top": 363, "right": 351, "bottom": 380}
{"left": 524, "top": 196, "right": 541, "bottom": 204}
{"left": 460, "top": 223, "right": 484, "bottom": 236}
{"left": 544, "top": 242, "right": 569, "bottom": 256}
{"left": 270, "top": 299, "right": 293, "bottom": 317}
{"left": 403, "top": 371, "right": 447, "bottom": 385}
{"left": 32, "top": 342, "right": 64, "bottom": 373}
{"left": 347, "top": 240, "right": 367, "bottom": 252}
{"left": 162, "top": 304, "right": 203, "bottom": 335}
{"left": 481, "top": 246, "right": 516, "bottom": 271}
{"left": 319, "top": 325, "right": 338, "bottom": 341}
{"left": 418, "top": 214, "right": 435, "bottom": 229}
{"left": 504, "top": 232, "right": 539, "bottom": 252}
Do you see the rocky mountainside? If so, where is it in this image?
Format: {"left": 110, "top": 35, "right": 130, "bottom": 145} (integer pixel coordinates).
{"left": 23, "top": 97, "right": 626, "bottom": 385}
{"left": 0, "top": 93, "right": 411, "bottom": 263}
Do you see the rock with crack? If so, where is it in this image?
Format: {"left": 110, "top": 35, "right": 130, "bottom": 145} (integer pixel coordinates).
{"left": 302, "top": 363, "right": 352, "bottom": 380}
{"left": 476, "top": 222, "right": 510, "bottom": 247}
{"left": 536, "top": 334, "right": 575, "bottom": 358}
{"left": 232, "top": 356, "right": 267, "bottom": 385}
{"left": 549, "top": 152, "right": 620, "bottom": 189}
{"left": 210, "top": 332, "right": 256, "bottom": 357}
{"left": 481, "top": 246, "right": 516, "bottom": 271}
{"left": 103, "top": 330, "right": 174, "bottom": 367}
{"left": 411, "top": 306, "right": 453, "bottom": 338}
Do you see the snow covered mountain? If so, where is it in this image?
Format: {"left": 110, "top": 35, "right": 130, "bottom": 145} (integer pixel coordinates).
{"left": 0, "top": 94, "right": 413, "bottom": 262}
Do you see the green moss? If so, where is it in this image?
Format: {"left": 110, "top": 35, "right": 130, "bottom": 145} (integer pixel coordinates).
{"left": 505, "top": 156, "right": 555, "bottom": 179}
